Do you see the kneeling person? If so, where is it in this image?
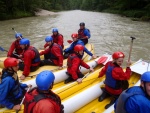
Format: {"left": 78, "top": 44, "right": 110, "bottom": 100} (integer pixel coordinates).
{"left": 40, "top": 36, "right": 63, "bottom": 70}
{"left": 65, "top": 45, "right": 94, "bottom": 84}
{"left": 98, "top": 51, "right": 131, "bottom": 109}
{"left": 19, "top": 38, "right": 41, "bottom": 80}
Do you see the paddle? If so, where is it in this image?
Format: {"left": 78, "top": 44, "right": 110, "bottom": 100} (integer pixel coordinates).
{"left": 128, "top": 36, "right": 136, "bottom": 62}
{"left": 12, "top": 28, "right": 18, "bottom": 34}
{"left": 67, "top": 38, "right": 86, "bottom": 44}
{"left": 0, "top": 46, "right": 8, "bottom": 52}
{"left": 16, "top": 87, "right": 31, "bottom": 113}
{"left": 12, "top": 28, "right": 22, "bottom": 39}
{"left": 0, "top": 46, "right": 20, "bottom": 57}
{"left": 67, "top": 40, "right": 73, "bottom": 44}
{"left": 97, "top": 56, "right": 108, "bottom": 64}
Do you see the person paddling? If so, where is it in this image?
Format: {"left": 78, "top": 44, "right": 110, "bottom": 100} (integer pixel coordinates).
{"left": 7, "top": 33, "right": 23, "bottom": 58}
{"left": 64, "top": 45, "right": 94, "bottom": 84}
{"left": 98, "top": 51, "right": 131, "bottom": 109}
{"left": 0, "top": 58, "right": 31, "bottom": 110}
{"left": 19, "top": 38, "right": 41, "bottom": 80}
{"left": 64, "top": 33, "right": 96, "bottom": 59}
{"left": 24, "top": 70, "right": 64, "bottom": 113}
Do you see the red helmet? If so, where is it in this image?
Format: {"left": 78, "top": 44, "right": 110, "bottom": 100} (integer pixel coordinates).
{"left": 74, "top": 45, "right": 84, "bottom": 52}
{"left": 4, "top": 58, "right": 19, "bottom": 68}
{"left": 112, "top": 51, "right": 125, "bottom": 59}
{"left": 71, "top": 33, "right": 78, "bottom": 38}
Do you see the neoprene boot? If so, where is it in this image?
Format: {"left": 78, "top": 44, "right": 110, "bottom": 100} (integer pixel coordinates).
{"left": 105, "top": 98, "right": 116, "bottom": 109}
{"left": 98, "top": 88, "right": 110, "bottom": 102}
{"left": 64, "top": 77, "right": 74, "bottom": 84}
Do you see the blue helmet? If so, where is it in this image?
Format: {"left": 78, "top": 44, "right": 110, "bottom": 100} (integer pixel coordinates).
{"left": 45, "top": 36, "right": 53, "bottom": 42}
{"left": 20, "top": 38, "right": 30, "bottom": 45}
{"left": 141, "top": 71, "right": 150, "bottom": 82}
{"left": 15, "top": 33, "right": 22, "bottom": 38}
{"left": 52, "top": 28, "right": 58, "bottom": 33}
{"left": 36, "top": 70, "right": 55, "bottom": 90}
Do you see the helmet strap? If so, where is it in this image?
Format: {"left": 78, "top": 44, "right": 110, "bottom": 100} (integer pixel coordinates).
{"left": 37, "top": 88, "right": 50, "bottom": 94}
{"left": 49, "top": 82, "right": 54, "bottom": 89}
{"left": 25, "top": 45, "right": 29, "bottom": 50}
{"left": 75, "top": 52, "right": 82, "bottom": 58}
{"left": 143, "top": 82, "right": 150, "bottom": 99}
{"left": 49, "top": 42, "right": 54, "bottom": 47}
{"left": 7, "top": 67, "right": 15, "bottom": 73}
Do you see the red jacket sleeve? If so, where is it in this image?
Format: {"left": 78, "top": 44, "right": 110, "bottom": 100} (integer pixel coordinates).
{"left": 112, "top": 67, "right": 131, "bottom": 80}
{"left": 7, "top": 41, "right": 15, "bottom": 57}
{"left": 44, "top": 43, "right": 49, "bottom": 49}
{"left": 57, "top": 35, "right": 64, "bottom": 47}
{"left": 80, "top": 60, "right": 90, "bottom": 69}
{"left": 40, "top": 48, "right": 49, "bottom": 56}
{"left": 51, "top": 46, "right": 63, "bottom": 67}
{"left": 23, "top": 50, "right": 35, "bottom": 76}
{"left": 69, "top": 58, "right": 81, "bottom": 80}
{"left": 99, "top": 62, "right": 110, "bottom": 77}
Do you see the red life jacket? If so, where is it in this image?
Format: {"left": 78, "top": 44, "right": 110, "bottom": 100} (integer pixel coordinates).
{"left": 67, "top": 54, "right": 78, "bottom": 67}
{"left": 52, "top": 34, "right": 64, "bottom": 48}
{"left": 78, "top": 28, "right": 90, "bottom": 39}
{"left": 49, "top": 43, "right": 63, "bottom": 60}
{"left": 23, "top": 46, "right": 41, "bottom": 65}
{"left": 24, "top": 88, "right": 64, "bottom": 113}
{"left": 14, "top": 40, "right": 23, "bottom": 55}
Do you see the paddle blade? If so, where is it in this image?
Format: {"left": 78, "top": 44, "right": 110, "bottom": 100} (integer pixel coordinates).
{"left": 0, "top": 46, "right": 5, "bottom": 52}
{"left": 97, "top": 56, "right": 108, "bottom": 64}
{"left": 67, "top": 40, "right": 73, "bottom": 44}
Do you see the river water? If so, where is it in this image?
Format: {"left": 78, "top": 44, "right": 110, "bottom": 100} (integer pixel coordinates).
{"left": 0, "top": 10, "right": 150, "bottom": 63}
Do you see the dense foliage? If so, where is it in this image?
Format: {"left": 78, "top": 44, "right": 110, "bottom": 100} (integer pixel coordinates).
{"left": 0, "top": 0, "right": 150, "bottom": 20}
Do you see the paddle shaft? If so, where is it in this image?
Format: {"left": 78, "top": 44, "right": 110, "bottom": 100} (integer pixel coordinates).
{"left": 21, "top": 87, "right": 30, "bottom": 105}
{"left": 12, "top": 28, "right": 22, "bottom": 39}
{"left": 128, "top": 37, "right": 136, "bottom": 62}
{"left": 0, "top": 46, "right": 20, "bottom": 57}
{"left": 16, "top": 87, "right": 30, "bottom": 113}
{"left": 12, "top": 28, "right": 18, "bottom": 34}
{"left": 82, "top": 71, "right": 91, "bottom": 80}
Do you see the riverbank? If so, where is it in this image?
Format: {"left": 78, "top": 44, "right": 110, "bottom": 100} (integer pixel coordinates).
{"left": 0, "top": 9, "right": 57, "bottom": 21}
{"left": 35, "top": 9, "right": 57, "bottom": 16}
{"left": 102, "top": 9, "right": 150, "bottom": 21}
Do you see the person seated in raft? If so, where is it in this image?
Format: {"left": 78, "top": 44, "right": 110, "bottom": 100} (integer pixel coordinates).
{"left": 78, "top": 22, "right": 91, "bottom": 45}
{"left": 19, "top": 38, "right": 41, "bottom": 80}
{"left": 7, "top": 33, "right": 23, "bottom": 59}
{"left": 63, "top": 33, "right": 96, "bottom": 59}
{"left": 23, "top": 70, "right": 64, "bottom": 113}
{"left": 98, "top": 51, "right": 131, "bottom": 109}
{"left": 0, "top": 58, "right": 31, "bottom": 110}
{"left": 115, "top": 71, "right": 150, "bottom": 113}
{"left": 64, "top": 45, "right": 94, "bottom": 84}
{"left": 40, "top": 36, "right": 63, "bottom": 70}
{"left": 44, "top": 28, "right": 64, "bottom": 49}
